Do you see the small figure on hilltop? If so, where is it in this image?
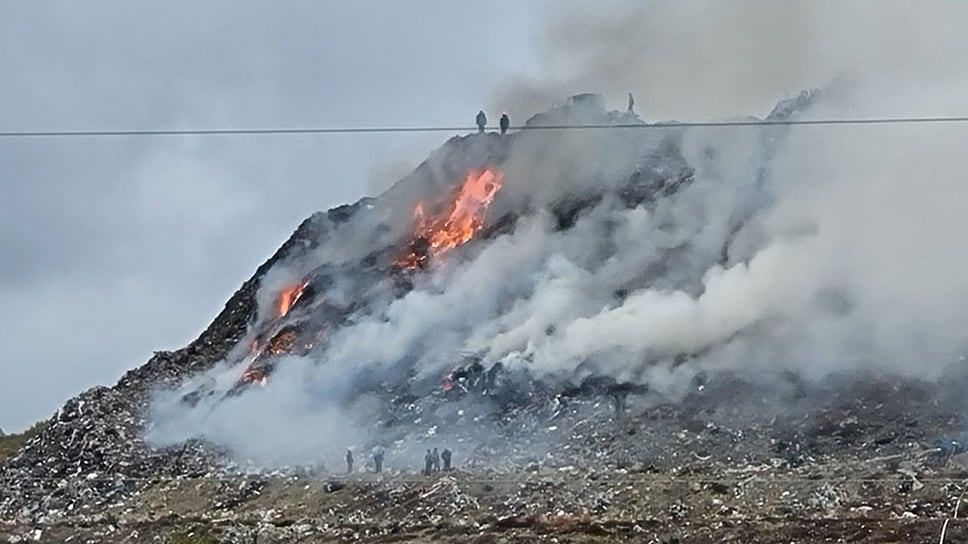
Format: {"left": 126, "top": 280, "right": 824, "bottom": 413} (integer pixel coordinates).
{"left": 627, "top": 92, "right": 635, "bottom": 115}
{"left": 431, "top": 447, "right": 441, "bottom": 472}
{"left": 441, "top": 448, "right": 453, "bottom": 471}
{"left": 499, "top": 112, "right": 510, "bottom": 135}
{"left": 345, "top": 449, "right": 353, "bottom": 474}
{"left": 424, "top": 449, "right": 433, "bottom": 475}
{"left": 476, "top": 110, "right": 487, "bottom": 133}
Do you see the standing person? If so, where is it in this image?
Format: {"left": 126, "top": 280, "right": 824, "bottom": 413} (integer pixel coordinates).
{"left": 424, "top": 449, "right": 433, "bottom": 476}
{"left": 441, "top": 448, "right": 452, "bottom": 471}
{"left": 627, "top": 92, "right": 635, "bottom": 115}
{"left": 611, "top": 391, "right": 628, "bottom": 416}
{"left": 431, "top": 447, "right": 441, "bottom": 472}
{"left": 373, "top": 449, "right": 384, "bottom": 473}
{"left": 476, "top": 110, "right": 487, "bottom": 133}
{"left": 499, "top": 113, "right": 510, "bottom": 135}
{"left": 345, "top": 449, "right": 354, "bottom": 474}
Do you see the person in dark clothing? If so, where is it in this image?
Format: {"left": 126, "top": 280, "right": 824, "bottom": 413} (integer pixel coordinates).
{"left": 441, "top": 448, "right": 452, "bottom": 471}
{"left": 345, "top": 449, "right": 354, "bottom": 474}
{"left": 612, "top": 391, "right": 627, "bottom": 416}
{"left": 373, "top": 450, "right": 384, "bottom": 473}
{"left": 476, "top": 110, "right": 487, "bottom": 133}
{"left": 424, "top": 449, "right": 433, "bottom": 476}
{"left": 499, "top": 113, "right": 510, "bottom": 135}
{"left": 431, "top": 447, "right": 441, "bottom": 472}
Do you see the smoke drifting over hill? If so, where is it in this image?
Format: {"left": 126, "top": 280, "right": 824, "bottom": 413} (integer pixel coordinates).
{"left": 148, "top": 2, "right": 968, "bottom": 467}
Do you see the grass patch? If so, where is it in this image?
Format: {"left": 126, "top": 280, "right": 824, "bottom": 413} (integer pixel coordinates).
{"left": 169, "top": 527, "right": 220, "bottom": 544}
{"left": 0, "top": 420, "right": 47, "bottom": 464}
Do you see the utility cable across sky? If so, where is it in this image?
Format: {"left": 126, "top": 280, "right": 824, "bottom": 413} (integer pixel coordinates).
{"left": 3, "top": 115, "right": 968, "bottom": 138}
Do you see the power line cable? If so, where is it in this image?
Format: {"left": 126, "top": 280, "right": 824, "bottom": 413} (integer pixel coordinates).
{"left": 3, "top": 115, "right": 968, "bottom": 138}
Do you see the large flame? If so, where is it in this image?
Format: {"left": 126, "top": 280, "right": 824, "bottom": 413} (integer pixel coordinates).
{"left": 397, "top": 168, "right": 503, "bottom": 269}
{"left": 425, "top": 168, "right": 503, "bottom": 252}
{"left": 233, "top": 169, "right": 503, "bottom": 391}
{"left": 277, "top": 281, "right": 308, "bottom": 317}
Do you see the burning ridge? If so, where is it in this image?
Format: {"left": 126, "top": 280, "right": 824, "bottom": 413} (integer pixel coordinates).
{"left": 172, "top": 94, "right": 728, "bottom": 425}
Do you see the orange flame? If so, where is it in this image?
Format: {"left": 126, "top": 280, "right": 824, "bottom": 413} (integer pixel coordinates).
{"left": 236, "top": 328, "right": 298, "bottom": 388}
{"left": 397, "top": 168, "right": 503, "bottom": 269}
{"left": 277, "top": 281, "right": 308, "bottom": 317}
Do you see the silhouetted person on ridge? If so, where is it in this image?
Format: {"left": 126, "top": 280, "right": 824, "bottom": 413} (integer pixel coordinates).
{"left": 476, "top": 110, "right": 487, "bottom": 133}
{"left": 499, "top": 113, "right": 510, "bottom": 135}
{"left": 424, "top": 449, "right": 433, "bottom": 475}
{"left": 432, "top": 447, "right": 441, "bottom": 472}
{"left": 345, "top": 449, "right": 353, "bottom": 474}
{"left": 627, "top": 92, "right": 635, "bottom": 115}
{"left": 441, "top": 448, "right": 453, "bottom": 471}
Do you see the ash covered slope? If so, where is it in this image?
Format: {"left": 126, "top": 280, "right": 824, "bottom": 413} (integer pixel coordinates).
{"left": 0, "top": 92, "right": 811, "bottom": 521}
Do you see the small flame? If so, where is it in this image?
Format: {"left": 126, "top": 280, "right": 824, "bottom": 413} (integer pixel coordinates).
{"left": 241, "top": 366, "right": 268, "bottom": 386}
{"left": 277, "top": 281, "right": 308, "bottom": 317}
{"left": 396, "top": 168, "right": 503, "bottom": 269}
{"left": 265, "top": 329, "right": 297, "bottom": 355}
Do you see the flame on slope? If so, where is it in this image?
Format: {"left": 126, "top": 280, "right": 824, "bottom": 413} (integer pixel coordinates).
{"left": 277, "top": 281, "right": 309, "bottom": 318}
{"left": 264, "top": 329, "right": 298, "bottom": 355}
{"left": 240, "top": 366, "right": 268, "bottom": 387}
{"left": 396, "top": 168, "right": 504, "bottom": 269}
{"left": 233, "top": 169, "right": 503, "bottom": 390}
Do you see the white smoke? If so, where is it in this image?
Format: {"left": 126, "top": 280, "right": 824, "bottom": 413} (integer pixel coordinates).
{"left": 148, "top": 1, "right": 968, "bottom": 466}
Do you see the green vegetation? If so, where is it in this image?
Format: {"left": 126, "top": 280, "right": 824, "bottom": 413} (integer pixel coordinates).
{"left": 0, "top": 420, "right": 47, "bottom": 463}
{"left": 169, "top": 528, "right": 220, "bottom": 544}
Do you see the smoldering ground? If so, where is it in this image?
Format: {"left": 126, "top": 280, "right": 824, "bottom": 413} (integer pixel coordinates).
{"left": 148, "top": 2, "right": 968, "bottom": 468}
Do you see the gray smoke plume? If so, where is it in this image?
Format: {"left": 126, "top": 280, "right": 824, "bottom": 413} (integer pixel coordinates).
{"left": 493, "top": 0, "right": 968, "bottom": 120}
{"left": 148, "top": 1, "right": 968, "bottom": 467}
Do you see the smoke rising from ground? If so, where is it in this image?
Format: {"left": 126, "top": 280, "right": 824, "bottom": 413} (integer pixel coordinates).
{"left": 149, "top": 2, "right": 968, "bottom": 467}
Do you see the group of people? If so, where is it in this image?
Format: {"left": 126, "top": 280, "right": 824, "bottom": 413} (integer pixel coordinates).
{"left": 475, "top": 110, "right": 510, "bottom": 135}
{"left": 423, "top": 447, "right": 453, "bottom": 475}
{"left": 343, "top": 447, "right": 453, "bottom": 475}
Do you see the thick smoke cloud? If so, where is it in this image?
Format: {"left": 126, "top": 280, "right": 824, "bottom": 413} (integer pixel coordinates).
{"left": 150, "top": 1, "right": 968, "bottom": 467}
{"left": 492, "top": 0, "right": 968, "bottom": 120}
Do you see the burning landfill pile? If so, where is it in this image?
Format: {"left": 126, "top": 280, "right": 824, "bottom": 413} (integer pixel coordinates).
{"left": 4, "top": 92, "right": 968, "bottom": 542}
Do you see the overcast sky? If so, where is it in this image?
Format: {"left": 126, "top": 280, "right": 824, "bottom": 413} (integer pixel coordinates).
{"left": 0, "top": 0, "right": 557, "bottom": 431}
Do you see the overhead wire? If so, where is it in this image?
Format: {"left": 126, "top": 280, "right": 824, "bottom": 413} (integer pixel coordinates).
{"left": 3, "top": 115, "right": 968, "bottom": 138}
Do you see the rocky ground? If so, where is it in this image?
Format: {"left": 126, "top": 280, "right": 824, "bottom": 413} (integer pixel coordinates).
{"left": 4, "top": 372, "right": 968, "bottom": 543}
